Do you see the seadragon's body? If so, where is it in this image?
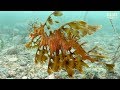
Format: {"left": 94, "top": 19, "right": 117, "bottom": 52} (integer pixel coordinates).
{"left": 25, "top": 11, "right": 114, "bottom": 77}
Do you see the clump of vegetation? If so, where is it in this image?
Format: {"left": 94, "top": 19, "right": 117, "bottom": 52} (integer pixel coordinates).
{"left": 0, "top": 37, "right": 4, "bottom": 51}
{"left": 25, "top": 11, "right": 114, "bottom": 78}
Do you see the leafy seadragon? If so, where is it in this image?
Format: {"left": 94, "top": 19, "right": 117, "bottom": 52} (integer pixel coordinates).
{"left": 25, "top": 11, "right": 114, "bottom": 77}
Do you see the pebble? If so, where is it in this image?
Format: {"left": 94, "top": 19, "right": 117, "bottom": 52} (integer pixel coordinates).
{"left": 0, "top": 67, "right": 9, "bottom": 78}
{"left": 7, "top": 78, "right": 14, "bottom": 79}
{"left": 22, "top": 76, "right": 27, "bottom": 79}
{"left": 19, "top": 61, "right": 27, "bottom": 66}
{"left": 8, "top": 70, "right": 16, "bottom": 77}
{"left": 0, "top": 61, "right": 2, "bottom": 64}
{"left": 8, "top": 57, "right": 18, "bottom": 62}
{"left": 45, "top": 73, "right": 55, "bottom": 79}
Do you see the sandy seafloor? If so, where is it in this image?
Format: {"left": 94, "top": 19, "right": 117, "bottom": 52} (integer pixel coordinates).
{"left": 0, "top": 30, "right": 120, "bottom": 79}
{"left": 0, "top": 11, "right": 120, "bottom": 79}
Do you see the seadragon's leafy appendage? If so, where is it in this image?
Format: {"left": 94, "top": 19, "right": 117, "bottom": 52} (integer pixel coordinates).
{"left": 25, "top": 11, "right": 114, "bottom": 77}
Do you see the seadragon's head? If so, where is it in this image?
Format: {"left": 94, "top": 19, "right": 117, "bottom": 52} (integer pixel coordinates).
{"left": 25, "top": 24, "right": 46, "bottom": 48}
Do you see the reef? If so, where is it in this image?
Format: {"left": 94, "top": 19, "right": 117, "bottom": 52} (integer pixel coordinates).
{"left": 25, "top": 11, "right": 114, "bottom": 77}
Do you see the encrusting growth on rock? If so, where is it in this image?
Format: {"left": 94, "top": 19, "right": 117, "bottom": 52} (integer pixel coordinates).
{"left": 25, "top": 11, "right": 114, "bottom": 77}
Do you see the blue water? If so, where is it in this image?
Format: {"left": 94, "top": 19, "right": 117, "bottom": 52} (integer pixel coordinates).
{"left": 0, "top": 11, "right": 120, "bottom": 33}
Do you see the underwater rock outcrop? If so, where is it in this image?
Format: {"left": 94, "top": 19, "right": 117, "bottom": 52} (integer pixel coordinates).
{"left": 25, "top": 11, "right": 114, "bottom": 77}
